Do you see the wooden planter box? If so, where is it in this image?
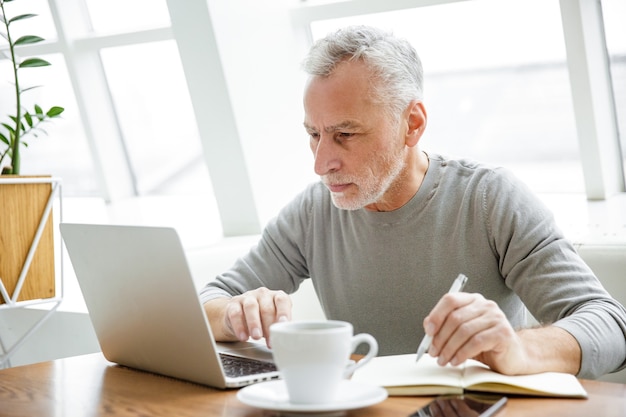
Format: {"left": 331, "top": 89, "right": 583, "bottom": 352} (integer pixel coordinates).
{"left": 0, "top": 176, "right": 58, "bottom": 305}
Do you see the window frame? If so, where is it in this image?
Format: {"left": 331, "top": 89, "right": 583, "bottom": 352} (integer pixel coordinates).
{"left": 289, "top": 0, "right": 626, "bottom": 200}
{"left": 45, "top": 0, "right": 261, "bottom": 236}
{"left": 5, "top": 0, "right": 623, "bottom": 239}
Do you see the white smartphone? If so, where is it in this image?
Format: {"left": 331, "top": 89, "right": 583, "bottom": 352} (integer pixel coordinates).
{"left": 409, "top": 394, "right": 507, "bottom": 417}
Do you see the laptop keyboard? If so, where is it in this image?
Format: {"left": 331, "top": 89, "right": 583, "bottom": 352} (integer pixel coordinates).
{"left": 219, "top": 353, "right": 278, "bottom": 378}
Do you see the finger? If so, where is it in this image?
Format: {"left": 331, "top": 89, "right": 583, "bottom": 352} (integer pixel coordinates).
{"left": 426, "top": 293, "right": 479, "bottom": 356}
{"left": 274, "top": 290, "right": 292, "bottom": 322}
{"left": 261, "top": 291, "right": 292, "bottom": 347}
{"left": 431, "top": 298, "right": 485, "bottom": 359}
{"left": 437, "top": 315, "right": 486, "bottom": 366}
{"left": 425, "top": 293, "right": 475, "bottom": 336}
{"left": 256, "top": 289, "right": 281, "bottom": 341}
{"left": 226, "top": 297, "right": 252, "bottom": 342}
{"left": 242, "top": 293, "right": 265, "bottom": 340}
{"left": 454, "top": 321, "right": 512, "bottom": 366}
{"left": 456, "top": 311, "right": 518, "bottom": 367}
{"left": 437, "top": 300, "right": 509, "bottom": 366}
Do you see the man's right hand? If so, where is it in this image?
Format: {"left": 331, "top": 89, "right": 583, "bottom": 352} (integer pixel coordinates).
{"left": 203, "top": 287, "right": 292, "bottom": 348}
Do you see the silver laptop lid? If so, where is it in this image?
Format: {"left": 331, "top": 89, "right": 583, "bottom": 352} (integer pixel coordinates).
{"left": 60, "top": 223, "right": 277, "bottom": 388}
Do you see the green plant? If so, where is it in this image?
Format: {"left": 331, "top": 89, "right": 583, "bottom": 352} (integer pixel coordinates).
{"left": 0, "top": 0, "right": 64, "bottom": 175}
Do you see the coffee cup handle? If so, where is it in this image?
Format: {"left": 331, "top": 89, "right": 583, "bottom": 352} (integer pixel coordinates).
{"left": 343, "top": 333, "right": 378, "bottom": 378}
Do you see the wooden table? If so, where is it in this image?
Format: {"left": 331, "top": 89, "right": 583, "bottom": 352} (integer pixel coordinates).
{"left": 0, "top": 353, "right": 625, "bottom": 416}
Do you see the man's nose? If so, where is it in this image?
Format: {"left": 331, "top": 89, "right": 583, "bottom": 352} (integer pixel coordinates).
{"left": 313, "top": 135, "right": 341, "bottom": 176}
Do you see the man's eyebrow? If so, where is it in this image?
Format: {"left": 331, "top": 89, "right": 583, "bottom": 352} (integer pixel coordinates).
{"left": 303, "top": 120, "right": 362, "bottom": 133}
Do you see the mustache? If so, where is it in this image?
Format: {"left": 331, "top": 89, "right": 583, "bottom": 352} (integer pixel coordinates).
{"left": 322, "top": 174, "right": 357, "bottom": 186}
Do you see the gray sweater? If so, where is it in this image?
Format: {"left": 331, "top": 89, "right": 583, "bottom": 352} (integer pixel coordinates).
{"left": 200, "top": 153, "right": 626, "bottom": 379}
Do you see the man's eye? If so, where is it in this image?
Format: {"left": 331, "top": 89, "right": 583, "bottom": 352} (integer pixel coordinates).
{"left": 336, "top": 132, "right": 354, "bottom": 141}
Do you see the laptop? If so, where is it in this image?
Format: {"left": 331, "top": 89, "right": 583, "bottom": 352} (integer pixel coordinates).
{"left": 60, "top": 223, "right": 280, "bottom": 388}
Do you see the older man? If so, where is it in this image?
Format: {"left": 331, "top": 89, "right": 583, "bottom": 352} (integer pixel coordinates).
{"left": 201, "top": 26, "right": 626, "bottom": 379}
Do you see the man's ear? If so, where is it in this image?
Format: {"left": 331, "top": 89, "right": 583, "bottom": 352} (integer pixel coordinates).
{"left": 405, "top": 100, "right": 427, "bottom": 148}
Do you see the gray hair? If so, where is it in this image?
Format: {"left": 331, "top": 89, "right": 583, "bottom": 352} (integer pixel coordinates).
{"left": 302, "top": 25, "right": 423, "bottom": 120}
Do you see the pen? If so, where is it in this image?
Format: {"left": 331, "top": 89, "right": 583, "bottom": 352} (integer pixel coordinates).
{"left": 415, "top": 273, "right": 469, "bottom": 363}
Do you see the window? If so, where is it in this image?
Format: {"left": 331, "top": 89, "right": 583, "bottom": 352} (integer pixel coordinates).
{"left": 1, "top": 55, "right": 99, "bottom": 195}
{"left": 100, "top": 41, "right": 205, "bottom": 194}
{"left": 2, "top": 0, "right": 213, "bottom": 199}
{"left": 0, "top": 0, "right": 98, "bottom": 195}
{"left": 2, "top": 0, "right": 219, "bottom": 238}
{"left": 601, "top": 0, "right": 626, "bottom": 182}
{"left": 85, "top": 0, "right": 170, "bottom": 33}
{"left": 4, "top": 0, "right": 623, "bottom": 241}
{"left": 309, "top": 0, "right": 585, "bottom": 193}
{"left": 0, "top": 0, "right": 56, "bottom": 40}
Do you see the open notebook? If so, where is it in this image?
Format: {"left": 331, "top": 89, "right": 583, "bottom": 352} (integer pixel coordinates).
{"left": 60, "top": 223, "right": 280, "bottom": 389}
{"left": 352, "top": 354, "right": 587, "bottom": 398}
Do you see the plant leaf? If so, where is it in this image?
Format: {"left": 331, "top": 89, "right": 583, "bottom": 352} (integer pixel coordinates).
{"left": 1, "top": 123, "right": 15, "bottom": 135}
{"left": 15, "top": 35, "right": 45, "bottom": 46}
{"left": 8, "top": 13, "right": 37, "bottom": 25}
{"left": 0, "top": 132, "right": 9, "bottom": 146}
{"left": 19, "top": 58, "right": 51, "bottom": 68}
{"left": 20, "top": 85, "right": 42, "bottom": 94}
{"left": 46, "top": 106, "right": 64, "bottom": 117}
{"left": 34, "top": 104, "right": 44, "bottom": 116}
{"left": 24, "top": 112, "right": 33, "bottom": 127}
{"left": 8, "top": 116, "right": 25, "bottom": 132}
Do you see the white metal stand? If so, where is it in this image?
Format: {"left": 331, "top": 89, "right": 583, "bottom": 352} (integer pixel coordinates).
{"left": 0, "top": 177, "right": 63, "bottom": 368}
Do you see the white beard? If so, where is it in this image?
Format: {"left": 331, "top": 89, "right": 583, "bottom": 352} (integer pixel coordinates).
{"left": 326, "top": 146, "right": 406, "bottom": 211}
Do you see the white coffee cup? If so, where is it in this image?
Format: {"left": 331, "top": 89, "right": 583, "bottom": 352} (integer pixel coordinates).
{"left": 269, "top": 320, "right": 378, "bottom": 405}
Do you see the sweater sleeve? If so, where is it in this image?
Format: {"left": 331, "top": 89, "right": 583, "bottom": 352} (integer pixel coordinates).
{"left": 483, "top": 168, "right": 626, "bottom": 378}
{"left": 199, "top": 184, "right": 314, "bottom": 305}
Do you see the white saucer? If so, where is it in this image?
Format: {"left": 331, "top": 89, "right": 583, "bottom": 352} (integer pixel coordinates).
{"left": 237, "top": 379, "right": 387, "bottom": 413}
